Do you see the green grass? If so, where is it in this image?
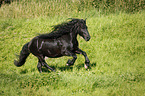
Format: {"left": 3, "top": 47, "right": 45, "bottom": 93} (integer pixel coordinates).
{"left": 0, "top": 0, "right": 145, "bottom": 96}
{"left": 1, "top": 11, "right": 145, "bottom": 96}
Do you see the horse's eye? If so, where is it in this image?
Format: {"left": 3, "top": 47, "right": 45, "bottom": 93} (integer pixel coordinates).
{"left": 82, "top": 25, "right": 87, "bottom": 29}
{"left": 80, "top": 24, "right": 84, "bottom": 28}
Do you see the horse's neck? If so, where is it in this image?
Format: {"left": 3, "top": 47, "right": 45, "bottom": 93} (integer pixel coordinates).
{"left": 69, "top": 32, "right": 78, "bottom": 45}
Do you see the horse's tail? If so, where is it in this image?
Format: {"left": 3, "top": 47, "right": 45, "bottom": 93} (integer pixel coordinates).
{"left": 14, "top": 42, "right": 30, "bottom": 67}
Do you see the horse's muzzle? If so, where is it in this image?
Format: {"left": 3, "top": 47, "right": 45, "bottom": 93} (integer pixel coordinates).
{"left": 85, "top": 36, "right": 91, "bottom": 41}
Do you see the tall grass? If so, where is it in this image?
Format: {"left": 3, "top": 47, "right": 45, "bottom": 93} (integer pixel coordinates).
{"left": 0, "top": 0, "right": 144, "bottom": 18}
{"left": 92, "top": 0, "right": 145, "bottom": 13}
{"left": 0, "top": 0, "right": 94, "bottom": 18}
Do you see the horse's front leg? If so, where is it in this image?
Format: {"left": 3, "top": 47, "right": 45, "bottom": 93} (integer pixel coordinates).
{"left": 66, "top": 52, "right": 77, "bottom": 66}
{"left": 75, "top": 48, "right": 90, "bottom": 69}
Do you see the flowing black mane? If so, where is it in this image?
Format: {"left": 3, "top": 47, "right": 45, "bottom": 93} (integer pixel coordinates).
{"left": 38, "top": 18, "right": 83, "bottom": 39}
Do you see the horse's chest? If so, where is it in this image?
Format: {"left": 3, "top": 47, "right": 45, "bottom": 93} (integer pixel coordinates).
{"left": 64, "top": 40, "right": 78, "bottom": 51}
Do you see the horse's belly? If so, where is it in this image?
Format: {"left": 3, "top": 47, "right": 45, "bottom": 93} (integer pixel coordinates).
{"left": 43, "top": 49, "right": 63, "bottom": 58}
{"left": 41, "top": 43, "right": 62, "bottom": 58}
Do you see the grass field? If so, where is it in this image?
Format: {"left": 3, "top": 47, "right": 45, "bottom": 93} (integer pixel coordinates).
{"left": 0, "top": 0, "right": 145, "bottom": 96}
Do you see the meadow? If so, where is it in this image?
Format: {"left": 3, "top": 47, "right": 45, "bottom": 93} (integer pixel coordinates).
{"left": 0, "top": 0, "right": 145, "bottom": 96}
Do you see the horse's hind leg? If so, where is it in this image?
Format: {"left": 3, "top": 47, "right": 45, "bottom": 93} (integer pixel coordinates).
{"left": 37, "top": 56, "right": 55, "bottom": 72}
{"left": 37, "top": 61, "right": 42, "bottom": 73}
{"left": 42, "top": 61, "right": 55, "bottom": 72}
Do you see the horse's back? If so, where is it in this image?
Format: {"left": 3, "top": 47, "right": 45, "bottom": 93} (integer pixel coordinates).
{"left": 28, "top": 37, "right": 63, "bottom": 58}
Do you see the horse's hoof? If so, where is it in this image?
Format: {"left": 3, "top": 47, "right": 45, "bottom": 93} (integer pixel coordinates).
{"left": 66, "top": 64, "right": 70, "bottom": 66}
{"left": 84, "top": 64, "right": 88, "bottom": 69}
{"left": 39, "top": 70, "right": 42, "bottom": 73}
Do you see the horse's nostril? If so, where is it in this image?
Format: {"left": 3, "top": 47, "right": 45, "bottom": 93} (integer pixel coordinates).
{"left": 87, "top": 36, "right": 90, "bottom": 40}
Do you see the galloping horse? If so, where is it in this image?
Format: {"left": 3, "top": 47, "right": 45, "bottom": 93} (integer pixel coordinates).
{"left": 14, "top": 18, "right": 91, "bottom": 72}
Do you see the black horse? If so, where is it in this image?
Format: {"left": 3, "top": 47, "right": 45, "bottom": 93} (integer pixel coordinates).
{"left": 14, "top": 18, "right": 91, "bottom": 72}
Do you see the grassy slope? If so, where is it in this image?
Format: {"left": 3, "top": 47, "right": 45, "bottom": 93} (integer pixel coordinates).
{"left": 0, "top": 10, "right": 145, "bottom": 96}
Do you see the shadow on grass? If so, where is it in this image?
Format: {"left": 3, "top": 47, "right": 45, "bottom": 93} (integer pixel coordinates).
{"left": 58, "top": 66, "right": 73, "bottom": 71}
{"left": 75, "top": 62, "right": 96, "bottom": 70}
{"left": 41, "top": 65, "right": 73, "bottom": 72}
{"left": 56, "top": 62, "right": 96, "bottom": 72}
{"left": 39, "top": 62, "right": 96, "bottom": 73}
{"left": 41, "top": 66, "right": 56, "bottom": 73}
{"left": 19, "top": 62, "right": 97, "bottom": 73}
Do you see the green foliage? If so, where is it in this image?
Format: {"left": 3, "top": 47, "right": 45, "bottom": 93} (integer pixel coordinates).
{"left": 0, "top": 0, "right": 144, "bottom": 18}
{"left": 92, "top": 0, "right": 145, "bottom": 13}
{"left": 0, "top": 0, "right": 145, "bottom": 96}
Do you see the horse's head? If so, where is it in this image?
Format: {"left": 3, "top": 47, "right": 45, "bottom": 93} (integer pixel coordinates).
{"left": 77, "top": 19, "right": 91, "bottom": 41}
